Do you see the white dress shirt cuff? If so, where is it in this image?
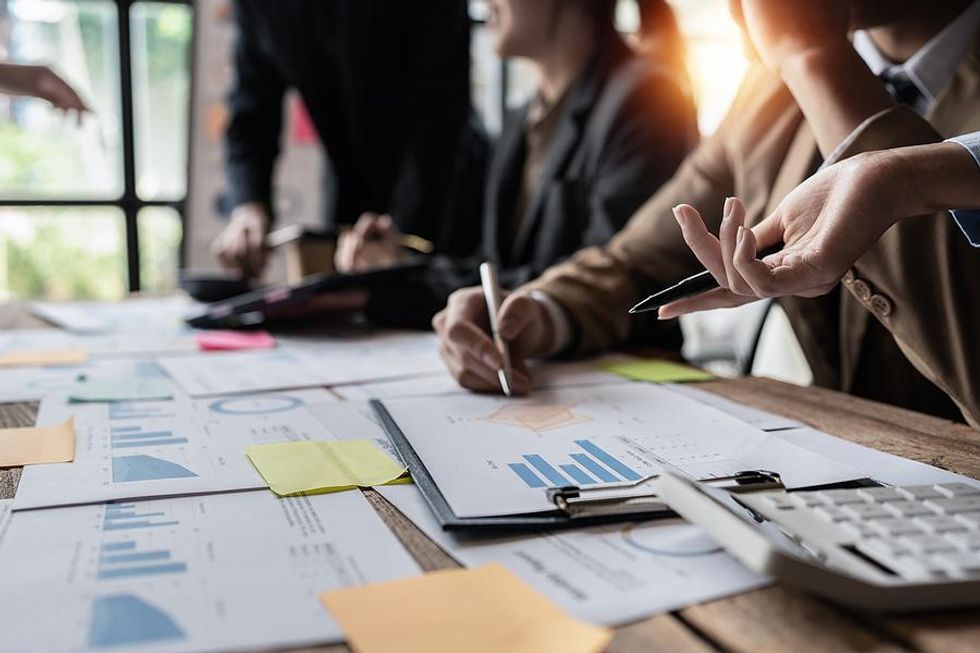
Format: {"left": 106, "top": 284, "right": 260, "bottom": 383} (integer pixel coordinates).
{"left": 945, "top": 132, "right": 980, "bottom": 247}
{"left": 529, "top": 290, "right": 573, "bottom": 357}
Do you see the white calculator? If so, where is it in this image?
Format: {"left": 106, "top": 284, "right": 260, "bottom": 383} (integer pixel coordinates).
{"left": 656, "top": 473, "right": 980, "bottom": 611}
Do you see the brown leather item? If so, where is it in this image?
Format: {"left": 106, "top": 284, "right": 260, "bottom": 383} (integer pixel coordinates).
{"left": 525, "top": 38, "right": 980, "bottom": 427}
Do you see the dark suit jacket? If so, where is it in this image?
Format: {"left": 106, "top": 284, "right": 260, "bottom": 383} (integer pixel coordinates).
{"left": 367, "top": 40, "right": 698, "bottom": 327}
{"left": 225, "top": 0, "right": 486, "bottom": 256}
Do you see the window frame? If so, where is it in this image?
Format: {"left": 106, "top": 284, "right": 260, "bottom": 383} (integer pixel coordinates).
{"left": 0, "top": 0, "right": 193, "bottom": 293}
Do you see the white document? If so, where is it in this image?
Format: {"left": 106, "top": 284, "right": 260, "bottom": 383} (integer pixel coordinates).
{"left": 0, "top": 359, "right": 173, "bottom": 403}
{"left": 380, "top": 384, "right": 864, "bottom": 519}
{"left": 159, "top": 332, "right": 446, "bottom": 396}
{"left": 0, "top": 328, "right": 197, "bottom": 359}
{"left": 31, "top": 296, "right": 201, "bottom": 334}
{"left": 337, "top": 355, "right": 635, "bottom": 401}
{"left": 664, "top": 384, "right": 805, "bottom": 432}
{"left": 775, "top": 427, "right": 980, "bottom": 488}
{"left": 0, "top": 489, "right": 419, "bottom": 653}
{"left": 13, "top": 389, "right": 390, "bottom": 510}
{"left": 377, "top": 484, "right": 767, "bottom": 625}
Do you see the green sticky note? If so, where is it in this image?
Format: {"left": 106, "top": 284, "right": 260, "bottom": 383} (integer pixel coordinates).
{"left": 601, "top": 358, "right": 715, "bottom": 383}
{"left": 68, "top": 378, "right": 174, "bottom": 402}
{"left": 245, "top": 439, "right": 408, "bottom": 496}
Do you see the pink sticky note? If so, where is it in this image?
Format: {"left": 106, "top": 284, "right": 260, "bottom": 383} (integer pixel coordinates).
{"left": 196, "top": 330, "right": 277, "bottom": 352}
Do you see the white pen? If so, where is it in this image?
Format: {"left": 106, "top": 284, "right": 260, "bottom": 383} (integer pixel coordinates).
{"left": 478, "top": 262, "right": 514, "bottom": 397}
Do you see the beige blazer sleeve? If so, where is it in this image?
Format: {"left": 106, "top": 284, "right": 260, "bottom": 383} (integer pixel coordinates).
{"left": 828, "top": 107, "right": 980, "bottom": 427}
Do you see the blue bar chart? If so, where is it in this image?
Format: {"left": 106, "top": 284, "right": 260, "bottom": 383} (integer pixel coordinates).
{"left": 110, "top": 425, "right": 188, "bottom": 450}
{"left": 108, "top": 402, "right": 175, "bottom": 421}
{"left": 98, "top": 538, "right": 187, "bottom": 580}
{"left": 103, "top": 503, "right": 179, "bottom": 531}
{"left": 507, "top": 439, "right": 642, "bottom": 489}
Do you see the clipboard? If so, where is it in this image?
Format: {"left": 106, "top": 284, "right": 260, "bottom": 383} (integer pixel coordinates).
{"left": 370, "top": 399, "right": 788, "bottom": 532}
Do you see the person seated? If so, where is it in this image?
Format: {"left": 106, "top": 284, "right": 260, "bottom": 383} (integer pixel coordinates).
{"left": 334, "top": 0, "right": 698, "bottom": 328}
{"left": 433, "top": 0, "right": 980, "bottom": 427}
{"left": 659, "top": 132, "right": 980, "bottom": 319}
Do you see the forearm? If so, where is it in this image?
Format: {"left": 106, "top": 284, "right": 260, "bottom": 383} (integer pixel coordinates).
{"left": 779, "top": 47, "right": 896, "bottom": 157}
{"left": 892, "top": 142, "right": 980, "bottom": 214}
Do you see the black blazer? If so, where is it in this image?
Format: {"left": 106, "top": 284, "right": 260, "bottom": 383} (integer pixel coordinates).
{"left": 224, "top": 0, "right": 486, "bottom": 257}
{"left": 367, "top": 40, "right": 699, "bottom": 327}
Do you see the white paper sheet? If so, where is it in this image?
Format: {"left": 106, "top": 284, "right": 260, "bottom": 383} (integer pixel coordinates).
{"left": 0, "top": 359, "right": 173, "bottom": 403}
{"left": 377, "top": 484, "right": 767, "bottom": 625}
{"left": 663, "top": 384, "right": 805, "bottom": 431}
{"left": 12, "top": 390, "right": 391, "bottom": 510}
{"left": 0, "top": 489, "right": 419, "bottom": 653}
{"left": 336, "top": 355, "right": 636, "bottom": 401}
{"left": 380, "top": 384, "right": 864, "bottom": 519}
{"left": 0, "top": 328, "right": 197, "bottom": 359}
{"left": 775, "top": 427, "right": 980, "bottom": 488}
{"left": 159, "top": 332, "right": 446, "bottom": 396}
{"left": 31, "top": 296, "right": 201, "bottom": 334}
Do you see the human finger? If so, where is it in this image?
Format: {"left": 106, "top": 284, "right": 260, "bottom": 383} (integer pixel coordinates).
{"left": 719, "top": 197, "right": 754, "bottom": 295}
{"left": 673, "top": 204, "right": 728, "bottom": 285}
{"left": 657, "top": 286, "right": 756, "bottom": 319}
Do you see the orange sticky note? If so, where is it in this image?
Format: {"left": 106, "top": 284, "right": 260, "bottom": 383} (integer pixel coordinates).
{"left": 320, "top": 564, "right": 613, "bottom": 653}
{"left": 196, "top": 330, "right": 276, "bottom": 351}
{"left": 0, "top": 348, "right": 87, "bottom": 367}
{"left": 0, "top": 418, "right": 76, "bottom": 466}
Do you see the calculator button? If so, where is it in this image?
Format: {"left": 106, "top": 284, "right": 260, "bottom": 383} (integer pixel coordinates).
{"left": 816, "top": 490, "right": 867, "bottom": 505}
{"left": 946, "top": 532, "right": 980, "bottom": 551}
{"left": 871, "top": 518, "right": 924, "bottom": 537}
{"left": 843, "top": 503, "right": 891, "bottom": 520}
{"left": 954, "top": 513, "right": 980, "bottom": 530}
{"left": 762, "top": 494, "right": 796, "bottom": 510}
{"left": 933, "top": 483, "right": 980, "bottom": 498}
{"left": 924, "top": 497, "right": 980, "bottom": 514}
{"left": 840, "top": 522, "right": 878, "bottom": 539}
{"left": 790, "top": 493, "right": 826, "bottom": 508}
{"left": 897, "top": 486, "right": 944, "bottom": 500}
{"left": 884, "top": 501, "right": 934, "bottom": 517}
{"left": 814, "top": 506, "right": 852, "bottom": 522}
{"left": 856, "top": 487, "right": 905, "bottom": 502}
{"left": 913, "top": 515, "right": 968, "bottom": 534}
{"left": 897, "top": 534, "right": 959, "bottom": 555}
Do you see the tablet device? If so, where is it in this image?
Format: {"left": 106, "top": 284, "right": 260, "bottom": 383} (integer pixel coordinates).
{"left": 185, "top": 260, "right": 427, "bottom": 329}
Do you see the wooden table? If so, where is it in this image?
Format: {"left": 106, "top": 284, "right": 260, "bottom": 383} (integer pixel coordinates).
{"left": 3, "top": 301, "right": 979, "bottom": 653}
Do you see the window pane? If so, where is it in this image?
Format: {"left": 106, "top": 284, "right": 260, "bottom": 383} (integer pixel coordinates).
{"left": 132, "top": 2, "right": 192, "bottom": 201}
{"left": 0, "top": 0, "right": 123, "bottom": 199}
{"left": 0, "top": 207, "right": 126, "bottom": 300}
{"left": 138, "top": 206, "right": 182, "bottom": 293}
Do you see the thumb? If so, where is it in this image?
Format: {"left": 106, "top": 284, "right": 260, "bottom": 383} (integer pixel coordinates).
{"left": 498, "top": 294, "right": 535, "bottom": 341}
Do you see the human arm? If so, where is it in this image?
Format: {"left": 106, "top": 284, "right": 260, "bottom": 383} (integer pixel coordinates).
{"left": 213, "top": 1, "right": 286, "bottom": 277}
{"left": 0, "top": 62, "right": 88, "bottom": 116}
{"left": 660, "top": 139, "right": 980, "bottom": 317}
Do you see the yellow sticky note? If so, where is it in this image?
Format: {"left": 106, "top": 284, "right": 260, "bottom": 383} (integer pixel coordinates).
{"left": 602, "top": 358, "right": 715, "bottom": 383}
{"left": 0, "top": 348, "right": 87, "bottom": 367}
{"left": 0, "top": 418, "right": 76, "bottom": 466}
{"left": 321, "top": 563, "right": 613, "bottom": 653}
{"left": 245, "top": 439, "right": 406, "bottom": 496}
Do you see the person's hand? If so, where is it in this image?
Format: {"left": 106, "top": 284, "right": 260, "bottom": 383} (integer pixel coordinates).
{"left": 0, "top": 63, "right": 89, "bottom": 123}
{"left": 658, "top": 153, "right": 901, "bottom": 318}
{"left": 432, "top": 287, "right": 558, "bottom": 394}
{"left": 211, "top": 202, "right": 272, "bottom": 279}
{"left": 728, "top": 0, "right": 851, "bottom": 73}
{"left": 335, "top": 212, "right": 405, "bottom": 272}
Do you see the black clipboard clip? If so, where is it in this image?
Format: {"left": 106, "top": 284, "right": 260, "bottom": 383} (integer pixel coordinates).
{"left": 548, "top": 470, "right": 783, "bottom": 519}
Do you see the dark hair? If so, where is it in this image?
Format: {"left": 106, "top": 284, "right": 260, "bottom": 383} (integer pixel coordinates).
{"left": 578, "top": 0, "right": 692, "bottom": 95}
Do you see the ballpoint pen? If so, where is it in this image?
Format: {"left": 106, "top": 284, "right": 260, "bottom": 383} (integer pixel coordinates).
{"left": 478, "top": 262, "right": 514, "bottom": 396}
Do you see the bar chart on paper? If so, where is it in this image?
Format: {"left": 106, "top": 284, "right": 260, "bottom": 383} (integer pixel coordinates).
{"left": 507, "top": 439, "right": 643, "bottom": 488}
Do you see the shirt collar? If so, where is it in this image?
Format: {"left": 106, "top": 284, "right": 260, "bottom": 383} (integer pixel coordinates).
{"left": 853, "top": 0, "right": 980, "bottom": 112}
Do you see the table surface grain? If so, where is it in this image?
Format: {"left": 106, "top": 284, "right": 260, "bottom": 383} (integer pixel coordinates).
{"left": 2, "top": 300, "right": 979, "bottom": 653}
